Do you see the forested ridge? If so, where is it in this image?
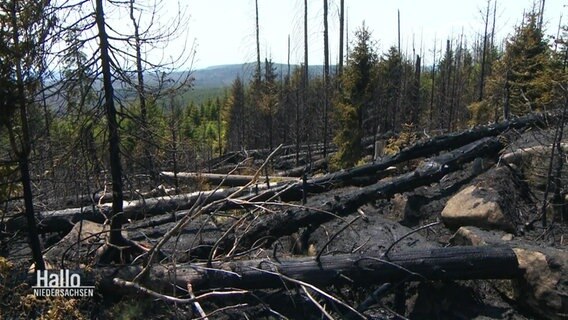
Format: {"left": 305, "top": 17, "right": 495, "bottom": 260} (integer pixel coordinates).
{"left": 0, "top": 0, "right": 567, "bottom": 319}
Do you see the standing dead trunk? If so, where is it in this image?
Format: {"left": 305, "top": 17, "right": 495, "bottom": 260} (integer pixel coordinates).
{"left": 412, "top": 54, "right": 422, "bottom": 126}
{"left": 323, "top": 0, "right": 329, "bottom": 159}
{"left": 169, "top": 97, "right": 180, "bottom": 191}
{"left": 338, "top": 0, "right": 345, "bottom": 76}
{"left": 479, "top": 0, "right": 491, "bottom": 101}
{"left": 287, "top": 34, "right": 291, "bottom": 78}
{"left": 538, "top": 0, "right": 545, "bottom": 31}
{"left": 8, "top": 0, "right": 45, "bottom": 271}
{"left": 489, "top": 0, "right": 497, "bottom": 75}
{"left": 397, "top": 9, "right": 401, "bottom": 53}
{"left": 297, "top": 0, "right": 308, "bottom": 166}
{"left": 255, "top": 0, "right": 261, "bottom": 83}
{"left": 96, "top": 0, "right": 126, "bottom": 247}
{"left": 128, "top": 0, "right": 156, "bottom": 182}
{"left": 429, "top": 38, "right": 437, "bottom": 130}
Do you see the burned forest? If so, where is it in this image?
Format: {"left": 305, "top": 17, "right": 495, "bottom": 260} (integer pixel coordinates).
{"left": 0, "top": 0, "right": 567, "bottom": 319}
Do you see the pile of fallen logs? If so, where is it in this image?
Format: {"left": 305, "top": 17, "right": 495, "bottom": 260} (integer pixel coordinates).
{"left": 6, "top": 111, "right": 550, "bottom": 234}
{"left": 6, "top": 110, "right": 567, "bottom": 318}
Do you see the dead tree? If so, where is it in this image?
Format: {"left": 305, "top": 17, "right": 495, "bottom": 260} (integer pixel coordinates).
{"left": 92, "top": 246, "right": 521, "bottom": 293}
{"left": 96, "top": 0, "right": 126, "bottom": 252}
{"left": 0, "top": 0, "right": 54, "bottom": 270}
{"left": 338, "top": 0, "right": 345, "bottom": 76}
{"left": 255, "top": 0, "right": 261, "bottom": 83}
{"left": 323, "top": 0, "right": 330, "bottom": 158}
{"left": 479, "top": 0, "right": 491, "bottom": 101}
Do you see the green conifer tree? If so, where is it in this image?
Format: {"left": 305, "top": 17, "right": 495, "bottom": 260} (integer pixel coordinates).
{"left": 332, "top": 24, "right": 378, "bottom": 168}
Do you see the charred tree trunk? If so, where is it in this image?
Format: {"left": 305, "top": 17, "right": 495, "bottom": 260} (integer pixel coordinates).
{"left": 9, "top": 1, "right": 45, "bottom": 270}
{"left": 297, "top": 0, "right": 308, "bottom": 166}
{"left": 160, "top": 171, "right": 297, "bottom": 187}
{"left": 95, "top": 246, "right": 521, "bottom": 293}
{"left": 479, "top": 0, "right": 490, "bottom": 101}
{"left": 412, "top": 54, "right": 421, "bottom": 126}
{"left": 128, "top": 0, "right": 156, "bottom": 181}
{"left": 429, "top": 39, "right": 437, "bottom": 130}
{"left": 489, "top": 0, "right": 497, "bottom": 75}
{"left": 255, "top": 0, "right": 261, "bottom": 83}
{"left": 96, "top": 0, "right": 126, "bottom": 247}
{"left": 323, "top": 0, "right": 329, "bottom": 159}
{"left": 338, "top": 0, "right": 345, "bottom": 76}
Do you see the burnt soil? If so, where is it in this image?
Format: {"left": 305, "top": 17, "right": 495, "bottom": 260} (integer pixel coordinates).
{"left": 1, "top": 127, "right": 567, "bottom": 319}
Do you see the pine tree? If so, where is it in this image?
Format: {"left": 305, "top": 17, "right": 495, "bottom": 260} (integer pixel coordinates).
{"left": 501, "top": 11, "right": 552, "bottom": 115}
{"left": 473, "top": 10, "right": 558, "bottom": 123}
{"left": 261, "top": 59, "right": 278, "bottom": 150}
{"left": 333, "top": 24, "right": 378, "bottom": 168}
{"left": 225, "top": 77, "right": 246, "bottom": 151}
{"left": 377, "top": 46, "right": 402, "bottom": 132}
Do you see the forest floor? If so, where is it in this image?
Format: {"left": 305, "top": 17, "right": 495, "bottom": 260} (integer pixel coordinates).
{"left": 1, "top": 117, "right": 567, "bottom": 319}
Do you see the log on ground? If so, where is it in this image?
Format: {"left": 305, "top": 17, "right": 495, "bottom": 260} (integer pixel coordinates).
{"left": 96, "top": 246, "right": 521, "bottom": 292}
{"left": 235, "top": 110, "right": 554, "bottom": 204}
{"left": 160, "top": 171, "right": 298, "bottom": 187}
{"left": 230, "top": 137, "right": 505, "bottom": 251}
{"left": 6, "top": 184, "right": 274, "bottom": 233}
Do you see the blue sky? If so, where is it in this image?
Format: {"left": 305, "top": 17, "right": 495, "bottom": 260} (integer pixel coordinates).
{"left": 182, "top": 0, "right": 565, "bottom": 69}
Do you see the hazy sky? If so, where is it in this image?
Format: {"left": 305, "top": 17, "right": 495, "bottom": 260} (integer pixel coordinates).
{"left": 181, "top": 0, "right": 566, "bottom": 69}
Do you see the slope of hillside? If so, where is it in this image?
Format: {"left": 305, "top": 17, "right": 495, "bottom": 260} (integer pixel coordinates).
{"left": 187, "top": 62, "right": 327, "bottom": 89}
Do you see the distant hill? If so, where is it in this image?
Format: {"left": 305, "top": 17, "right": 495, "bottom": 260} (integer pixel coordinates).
{"left": 170, "top": 62, "right": 330, "bottom": 105}
{"left": 45, "top": 63, "right": 330, "bottom": 108}
{"left": 184, "top": 62, "right": 328, "bottom": 89}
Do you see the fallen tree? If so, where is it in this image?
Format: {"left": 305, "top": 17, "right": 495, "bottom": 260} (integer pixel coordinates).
{"left": 224, "top": 137, "right": 505, "bottom": 253}
{"left": 160, "top": 171, "right": 297, "bottom": 187}
{"left": 276, "top": 158, "right": 330, "bottom": 177}
{"left": 40, "top": 186, "right": 177, "bottom": 209}
{"left": 231, "top": 110, "right": 555, "bottom": 204}
{"left": 5, "top": 183, "right": 284, "bottom": 234}
{"left": 92, "top": 246, "right": 521, "bottom": 293}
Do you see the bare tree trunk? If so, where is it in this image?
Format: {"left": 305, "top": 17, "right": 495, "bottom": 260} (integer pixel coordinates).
{"left": 412, "top": 54, "right": 421, "bottom": 126}
{"left": 287, "top": 34, "right": 291, "bottom": 78}
{"left": 554, "top": 14, "right": 563, "bottom": 52}
{"left": 9, "top": 0, "right": 45, "bottom": 271}
{"left": 217, "top": 117, "right": 222, "bottom": 157}
{"left": 96, "top": 0, "right": 125, "bottom": 246}
{"left": 338, "top": 0, "right": 345, "bottom": 76}
{"left": 538, "top": 0, "right": 545, "bottom": 31}
{"left": 323, "top": 0, "right": 329, "bottom": 158}
{"left": 128, "top": 0, "right": 155, "bottom": 181}
{"left": 449, "top": 35, "right": 463, "bottom": 131}
{"left": 541, "top": 50, "right": 568, "bottom": 226}
{"left": 297, "top": 0, "right": 308, "bottom": 166}
{"left": 489, "top": 0, "right": 497, "bottom": 75}
{"left": 397, "top": 9, "right": 401, "bottom": 53}
{"left": 346, "top": 8, "right": 349, "bottom": 62}
{"left": 429, "top": 38, "right": 437, "bottom": 130}
{"left": 255, "top": 0, "right": 261, "bottom": 83}
{"left": 479, "top": 0, "right": 491, "bottom": 101}
{"left": 169, "top": 97, "right": 180, "bottom": 191}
